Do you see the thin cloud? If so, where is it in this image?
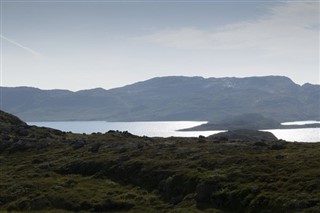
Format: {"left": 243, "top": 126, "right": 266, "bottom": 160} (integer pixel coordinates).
{"left": 0, "top": 35, "right": 41, "bottom": 56}
{"left": 137, "top": 1, "right": 319, "bottom": 59}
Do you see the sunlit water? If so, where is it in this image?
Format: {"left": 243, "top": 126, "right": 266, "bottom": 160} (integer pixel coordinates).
{"left": 281, "top": 120, "right": 320, "bottom": 125}
{"left": 28, "top": 121, "right": 320, "bottom": 142}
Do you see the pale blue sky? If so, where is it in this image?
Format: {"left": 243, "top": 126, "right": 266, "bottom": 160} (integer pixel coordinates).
{"left": 1, "top": 0, "right": 319, "bottom": 91}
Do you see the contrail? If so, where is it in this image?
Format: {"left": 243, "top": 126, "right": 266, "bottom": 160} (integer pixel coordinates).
{"left": 0, "top": 34, "right": 40, "bottom": 56}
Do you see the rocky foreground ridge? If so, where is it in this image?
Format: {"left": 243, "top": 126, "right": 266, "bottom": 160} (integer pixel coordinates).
{"left": 0, "top": 110, "right": 320, "bottom": 212}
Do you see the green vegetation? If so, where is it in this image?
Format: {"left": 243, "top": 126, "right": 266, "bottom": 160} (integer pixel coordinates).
{"left": 1, "top": 110, "right": 320, "bottom": 212}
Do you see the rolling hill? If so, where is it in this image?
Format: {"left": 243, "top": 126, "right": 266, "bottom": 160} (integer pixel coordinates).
{"left": 1, "top": 76, "right": 319, "bottom": 122}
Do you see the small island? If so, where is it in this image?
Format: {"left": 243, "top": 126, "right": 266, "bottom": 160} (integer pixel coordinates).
{"left": 180, "top": 113, "right": 320, "bottom": 131}
{"left": 208, "top": 129, "right": 279, "bottom": 142}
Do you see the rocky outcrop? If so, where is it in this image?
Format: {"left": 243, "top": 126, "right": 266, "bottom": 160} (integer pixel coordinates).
{"left": 0, "top": 110, "right": 63, "bottom": 153}
{"left": 0, "top": 110, "right": 27, "bottom": 127}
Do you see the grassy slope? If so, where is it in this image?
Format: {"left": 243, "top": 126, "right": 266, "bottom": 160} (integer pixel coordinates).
{"left": 0, "top": 111, "right": 320, "bottom": 212}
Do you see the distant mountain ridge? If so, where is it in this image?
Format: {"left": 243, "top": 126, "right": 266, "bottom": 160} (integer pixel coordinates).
{"left": 1, "top": 76, "right": 319, "bottom": 122}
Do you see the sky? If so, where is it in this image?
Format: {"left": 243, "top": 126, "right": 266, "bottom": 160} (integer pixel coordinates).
{"left": 0, "top": 0, "right": 319, "bottom": 91}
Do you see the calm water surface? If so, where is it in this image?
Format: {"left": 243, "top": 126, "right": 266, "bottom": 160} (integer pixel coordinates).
{"left": 28, "top": 121, "right": 320, "bottom": 142}
{"left": 281, "top": 120, "right": 320, "bottom": 125}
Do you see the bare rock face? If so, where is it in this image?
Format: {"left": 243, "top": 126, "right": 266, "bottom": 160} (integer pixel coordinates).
{"left": 208, "top": 129, "right": 278, "bottom": 142}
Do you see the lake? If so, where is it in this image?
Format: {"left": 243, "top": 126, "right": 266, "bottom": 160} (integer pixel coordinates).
{"left": 28, "top": 121, "right": 320, "bottom": 142}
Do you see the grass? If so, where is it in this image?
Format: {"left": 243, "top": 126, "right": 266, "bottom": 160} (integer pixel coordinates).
{"left": 0, "top": 111, "right": 320, "bottom": 212}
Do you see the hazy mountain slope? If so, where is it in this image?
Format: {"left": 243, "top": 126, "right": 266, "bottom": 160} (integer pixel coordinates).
{"left": 1, "top": 76, "right": 319, "bottom": 121}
